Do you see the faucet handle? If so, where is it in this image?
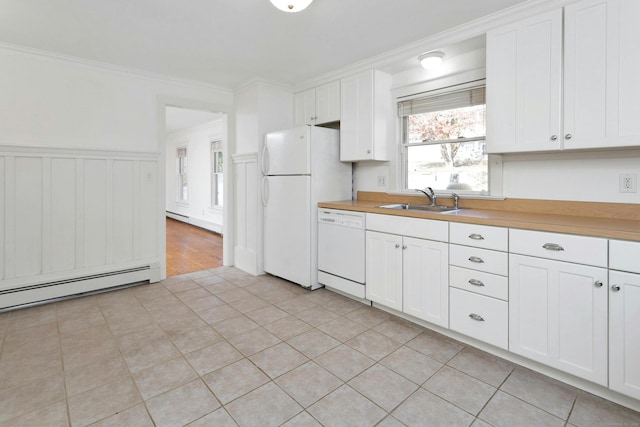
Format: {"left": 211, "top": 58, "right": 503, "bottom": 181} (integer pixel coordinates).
{"left": 452, "top": 193, "right": 460, "bottom": 209}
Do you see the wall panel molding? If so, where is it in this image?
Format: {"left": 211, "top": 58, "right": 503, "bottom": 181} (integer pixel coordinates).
{"left": 0, "top": 147, "right": 161, "bottom": 305}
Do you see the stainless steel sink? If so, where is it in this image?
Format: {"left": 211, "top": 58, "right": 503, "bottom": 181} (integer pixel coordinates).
{"left": 378, "top": 203, "right": 462, "bottom": 213}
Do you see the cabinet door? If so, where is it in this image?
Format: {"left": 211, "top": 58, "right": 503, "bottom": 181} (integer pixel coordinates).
{"left": 294, "top": 89, "right": 316, "bottom": 127}
{"left": 402, "top": 237, "right": 449, "bottom": 327}
{"left": 341, "top": 70, "right": 374, "bottom": 161}
{"left": 509, "top": 254, "right": 608, "bottom": 385}
{"left": 315, "top": 81, "right": 340, "bottom": 124}
{"left": 366, "top": 231, "right": 402, "bottom": 311}
{"left": 616, "top": 0, "right": 640, "bottom": 147}
{"left": 609, "top": 270, "right": 640, "bottom": 400}
{"left": 564, "top": 0, "right": 640, "bottom": 149}
{"left": 486, "top": 9, "right": 562, "bottom": 153}
{"left": 563, "top": 0, "right": 611, "bottom": 149}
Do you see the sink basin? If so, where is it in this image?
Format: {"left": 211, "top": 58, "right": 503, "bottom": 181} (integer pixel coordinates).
{"left": 378, "top": 203, "right": 462, "bottom": 213}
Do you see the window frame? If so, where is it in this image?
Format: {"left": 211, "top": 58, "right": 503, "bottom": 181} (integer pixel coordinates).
{"left": 176, "top": 146, "right": 188, "bottom": 203}
{"left": 210, "top": 140, "right": 223, "bottom": 208}
{"left": 398, "top": 80, "right": 494, "bottom": 197}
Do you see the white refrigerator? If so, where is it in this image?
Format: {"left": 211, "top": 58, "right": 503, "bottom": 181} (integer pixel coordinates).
{"left": 261, "top": 126, "right": 352, "bottom": 289}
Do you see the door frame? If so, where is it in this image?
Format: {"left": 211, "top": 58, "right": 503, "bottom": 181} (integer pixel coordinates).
{"left": 157, "top": 96, "right": 235, "bottom": 279}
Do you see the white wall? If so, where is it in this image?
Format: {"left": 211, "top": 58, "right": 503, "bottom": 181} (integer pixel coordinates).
{"left": 353, "top": 45, "right": 640, "bottom": 204}
{"left": 165, "top": 119, "right": 225, "bottom": 233}
{"left": 0, "top": 45, "right": 234, "bottom": 284}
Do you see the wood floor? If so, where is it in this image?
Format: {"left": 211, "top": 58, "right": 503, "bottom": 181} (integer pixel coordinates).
{"left": 166, "top": 217, "right": 223, "bottom": 277}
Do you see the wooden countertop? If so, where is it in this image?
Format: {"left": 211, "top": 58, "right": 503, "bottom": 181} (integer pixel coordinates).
{"left": 318, "top": 192, "right": 640, "bottom": 242}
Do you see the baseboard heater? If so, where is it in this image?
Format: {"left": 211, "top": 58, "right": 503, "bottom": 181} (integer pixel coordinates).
{"left": 0, "top": 265, "right": 157, "bottom": 312}
{"left": 166, "top": 211, "right": 189, "bottom": 222}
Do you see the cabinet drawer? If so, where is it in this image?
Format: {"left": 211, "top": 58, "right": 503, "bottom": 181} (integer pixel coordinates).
{"left": 450, "top": 223, "right": 508, "bottom": 251}
{"left": 509, "top": 229, "right": 607, "bottom": 267}
{"left": 450, "top": 288, "right": 508, "bottom": 350}
{"left": 610, "top": 240, "right": 640, "bottom": 274}
{"left": 366, "top": 213, "right": 448, "bottom": 242}
{"left": 450, "top": 266, "right": 508, "bottom": 301}
{"left": 450, "top": 244, "right": 508, "bottom": 276}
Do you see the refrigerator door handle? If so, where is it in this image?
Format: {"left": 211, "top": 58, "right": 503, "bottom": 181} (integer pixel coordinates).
{"left": 261, "top": 144, "right": 269, "bottom": 176}
{"left": 261, "top": 176, "right": 269, "bottom": 207}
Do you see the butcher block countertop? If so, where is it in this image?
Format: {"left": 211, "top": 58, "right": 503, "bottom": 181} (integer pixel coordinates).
{"left": 318, "top": 192, "right": 640, "bottom": 242}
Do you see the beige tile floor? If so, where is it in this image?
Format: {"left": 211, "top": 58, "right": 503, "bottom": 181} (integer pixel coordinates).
{"left": 1, "top": 266, "right": 639, "bottom": 427}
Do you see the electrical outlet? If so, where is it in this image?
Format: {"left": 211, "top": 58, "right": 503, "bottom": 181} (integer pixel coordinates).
{"left": 377, "top": 176, "right": 386, "bottom": 186}
{"left": 619, "top": 173, "right": 637, "bottom": 193}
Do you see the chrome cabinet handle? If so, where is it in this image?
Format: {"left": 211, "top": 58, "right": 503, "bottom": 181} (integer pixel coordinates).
{"left": 469, "top": 313, "right": 485, "bottom": 322}
{"left": 551, "top": 135, "right": 558, "bottom": 141}
{"left": 395, "top": 243, "right": 400, "bottom": 248}
{"left": 542, "top": 243, "right": 564, "bottom": 251}
{"left": 612, "top": 285, "right": 621, "bottom": 292}
{"left": 468, "top": 256, "right": 484, "bottom": 264}
{"left": 468, "top": 279, "right": 485, "bottom": 287}
{"left": 565, "top": 133, "right": 573, "bottom": 140}
{"left": 367, "top": 149, "right": 372, "bottom": 154}
{"left": 468, "top": 234, "right": 484, "bottom": 240}
{"left": 402, "top": 245, "right": 407, "bottom": 250}
{"left": 594, "top": 281, "right": 603, "bottom": 288}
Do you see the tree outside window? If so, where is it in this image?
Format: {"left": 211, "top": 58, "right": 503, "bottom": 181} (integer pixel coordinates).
{"left": 401, "top": 85, "right": 488, "bottom": 193}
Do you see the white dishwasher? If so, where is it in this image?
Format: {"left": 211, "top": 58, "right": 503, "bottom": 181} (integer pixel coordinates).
{"left": 317, "top": 208, "right": 366, "bottom": 299}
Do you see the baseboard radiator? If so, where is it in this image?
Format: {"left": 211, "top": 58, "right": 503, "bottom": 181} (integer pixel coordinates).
{"left": 0, "top": 265, "right": 160, "bottom": 312}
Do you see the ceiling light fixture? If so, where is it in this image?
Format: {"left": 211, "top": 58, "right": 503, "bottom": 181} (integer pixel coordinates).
{"left": 269, "top": 0, "right": 314, "bottom": 12}
{"left": 418, "top": 51, "right": 445, "bottom": 70}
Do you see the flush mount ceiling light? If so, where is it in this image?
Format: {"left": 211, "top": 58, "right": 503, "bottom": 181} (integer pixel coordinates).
{"left": 269, "top": 0, "right": 314, "bottom": 12}
{"left": 418, "top": 51, "right": 445, "bottom": 70}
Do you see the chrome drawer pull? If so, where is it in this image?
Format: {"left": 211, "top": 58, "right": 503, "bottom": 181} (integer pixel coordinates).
{"left": 469, "top": 313, "right": 485, "bottom": 322}
{"left": 542, "top": 243, "right": 564, "bottom": 251}
{"left": 594, "top": 281, "right": 603, "bottom": 288}
{"left": 468, "top": 279, "right": 485, "bottom": 287}
{"left": 468, "top": 233, "right": 484, "bottom": 240}
{"left": 612, "top": 285, "right": 621, "bottom": 292}
{"left": 468, "top": 256, "right": 484, "bottom": 264}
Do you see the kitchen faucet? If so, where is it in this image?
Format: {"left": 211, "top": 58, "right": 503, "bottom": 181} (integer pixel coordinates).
{"left": 416, "top": 187, "right": 437, "bottom": 206}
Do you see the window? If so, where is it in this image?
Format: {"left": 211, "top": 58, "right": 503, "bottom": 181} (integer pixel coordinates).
{"left": 176, "top": 147, "right": 188, "bottom": 201}
{"left": 211, "top": 141, "right": 223, "bottom": 207}
{"left": 399, "top": 83, "right": 488, "bottom": 194}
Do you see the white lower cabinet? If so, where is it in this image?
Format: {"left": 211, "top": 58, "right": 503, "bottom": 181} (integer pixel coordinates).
{"left": 609, "top": 239, "right": 640, "bottom": 400}
{"left": 509, "top": 253, "right": 608, "bottom": 385}
{"left": 365, "top": 214, "right": 449, "bottom": 327}
{"left": 609, "top": 270, "right": 640, "bottom": 400}
{"left": 361, "top": 217, "right": 640, "bottom": 402}
{"left": 366, "top": 231, "right": 403, "bottom": 311}
{"left": 402, "top": 237, "right": 449, "bottom": 327}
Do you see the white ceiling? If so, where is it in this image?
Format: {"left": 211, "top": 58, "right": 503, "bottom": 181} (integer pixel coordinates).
{"left": 165, "top": 107, "right": 221, "bottom": 135}
{"left": 0, "top": 0, "right": 528, "bottom": 89}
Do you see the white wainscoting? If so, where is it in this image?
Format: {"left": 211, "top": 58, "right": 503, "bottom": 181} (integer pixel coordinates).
{"left": 0, "top": 146, "right": 161, "bottom": 309}
{"left": 232, "top": 152, "right": 259, "bottom": 275}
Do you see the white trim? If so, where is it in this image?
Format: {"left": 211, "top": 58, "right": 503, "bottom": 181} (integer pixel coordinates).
{"left": 232, "top": 152, "right": 258, "bottom": 164}
{"left": 0, "top": 145, "right": 159, "bottom": 159}
{"left": 0, "top": 42, "right": 233, "bottom": 95}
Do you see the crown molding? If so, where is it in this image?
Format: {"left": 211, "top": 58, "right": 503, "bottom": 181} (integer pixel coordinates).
{"left": 0, "top": 41, "right": 233, "bottom": 96}
{"left": 294, "top": 0, "right": 574, "bottom": 91}
{"left": 234, "top": 78, "right": 294, "bottom": 94}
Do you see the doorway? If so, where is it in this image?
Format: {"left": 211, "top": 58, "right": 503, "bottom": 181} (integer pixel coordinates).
{"left": 164, "top": 106, "right": 227, "bottom": 276}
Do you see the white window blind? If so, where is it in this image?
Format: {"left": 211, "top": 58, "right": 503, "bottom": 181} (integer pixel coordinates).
{"left": 398, "top": 86, "right": 486, "bottom": 117}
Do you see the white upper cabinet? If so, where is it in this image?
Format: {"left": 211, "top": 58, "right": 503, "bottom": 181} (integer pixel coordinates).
{"left": 294, "top": 80, "right": 340, "bottom": 127}
{"left": 340, "top": 69, "right": 392, "bottom": 161}
{"left": 487, "top": 0, "right": 640, "bottom": 153}
{"left": 486, "top": 9, "right": 562, "bottom": 153}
